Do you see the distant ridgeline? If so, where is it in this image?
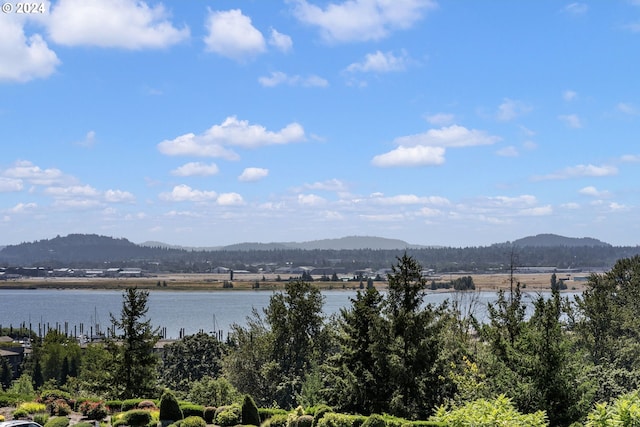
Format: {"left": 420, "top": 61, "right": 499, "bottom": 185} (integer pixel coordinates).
{"left": 0, "top": 233, "right": 638, "bottom": 273}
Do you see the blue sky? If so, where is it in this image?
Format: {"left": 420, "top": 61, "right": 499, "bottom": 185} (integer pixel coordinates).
{"left": 1, "top": 0, "right": 640, "bottom": 247}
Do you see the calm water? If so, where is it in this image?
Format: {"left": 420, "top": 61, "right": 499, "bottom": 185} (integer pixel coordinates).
{"left": 0, "top": 288, "right": 576, "bottom": 339}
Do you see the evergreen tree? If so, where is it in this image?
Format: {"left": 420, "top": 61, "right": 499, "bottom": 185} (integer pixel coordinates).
{"left": 0, "top": 356, "right": 12, "bottom": 390}
{"left": 110, "top": 287, "right": 160, "bottom": 398}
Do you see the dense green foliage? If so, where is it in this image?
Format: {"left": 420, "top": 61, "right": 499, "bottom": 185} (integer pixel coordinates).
{"left": 242, "top": 393, "right": 261, "bottom": 425}
{"left": 159, "top": 389, "right": 183, "bottom": 422}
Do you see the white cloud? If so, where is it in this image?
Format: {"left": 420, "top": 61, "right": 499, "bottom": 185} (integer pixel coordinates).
{"left": 217, "top": 192, "right": 244, "bottom": 206}
{"left": 393, "top": 125, "right": 501, "bottom": 148}
{"left": 534, "top": 164, "right": 618, "bottom": 180}
{"left": 370, "top": 193, "right": 450, "bottom": 206}
{"left": 48, "top": 0, "right": 189, "bottom": 49}
{"left": 171, "top": 162, "right": 220, "bottom": 177}
{"left": 8, "top": 202, "right": 37, "bottom": 213}
{"left": 304, "top": 179, "right": 348, "bottom": 192}
{"left": 425, "top": 113, "right": 454, "bottom": 126}
{"left": 268, "top": 28, "right": 293, "bottom": 52}
{"left": 519, "top": 205, "right": 553, "bottom": 216}
{"left": 359, "top": 213, "right": 404, "bottom": 222}
{"left": 496, "top": 146, "right": 519, "bottom": 157}
{"left": 558, "top": 114, "right": 583, "bottom": 128}
{"left": 346, "top": 50, "right": 410, "bottom": 73}
{"left": 485, "top": 195, "right": 537, "bottom": 208}
{"left": 523, "top": 141, "right": 538, "bottom": 150}
{"left": 204, "top": 9, "right": 266, "bottom": 61}
{"left": 45, "top": 184, "right": 100, "bottom": 198}
{"left": 292, "top": 0, "right": 437, "bottom": 43}
{"left": 608, "top": 202, "right": 627, "bottom": 212}
{"left": 159, "top": 184, "right": 217, "bottom": 202}
{"left": 0, "top": 15, "right": 60, "bottom": 82}
{"left": 3, "top": 161, "right": 69, "bottom": 185}
{"left": 158, "top": 116, "right": 306, "bottom": 158}
{"left": 298, "top": 193, "right": 326, "bottom": 206}
{"left": 0, "top": 177, "right": 24, "bottom": 192}
{"left": 372, "top": 145, "right": 445, "bottom": 167}
{"left": 563, "top": 90, "right": 577, "bottom": 101}
{"left": 579, "top": 186, "right": 611, "bottom": 198}
{"left": 104, "top": 189, "right": 136, "bottom": 203}
{"left": 496, "top": 98, "right": 531, "bottom": 121}
{"left": 75, "top": 130, "right": 97, "bottom": 148}
{"left": 239, "top": 167, "right": 269, "bottom": 182}
{"left": 258, "top": 71, "right": 328, "bottom": 87}
{"left": 372, "top": 125, "right": 497, "bottom": 168}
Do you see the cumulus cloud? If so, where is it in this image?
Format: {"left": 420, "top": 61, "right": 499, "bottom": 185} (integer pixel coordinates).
{"left": 534, "top": 164, "right": 618, "bottom": 181}
{"left": 558, "top": 114, "right": 583, "bottom": 128}
{"left": 8, "top": 202, "right": 37, "bottom": 213}
{"left": 346, "top": 50, "right": 410, "bottom": 73}
{"left": 579, "top": 186, "right": 611, "bottom": 198}
{"left": 621, "top": 154, "right": 640, "bottom": 163}
{"left": 258, "top": 71, "right": 328, "bottom": 87}
{"left": 171, "top": 162, "right": 220, "bottom": 177}
{"left": 372, "top": 145, "right": 445, "bottom": 167}
{"left": 74, "top": 130, "right": 97, "bottom": 148}
{"left": 239, "top": 167, "right": 269, "bottom": 182}
{"left": 104, "top": 189, "right": 136, "bottom": 203}
{"left": 217, "top": 192, "right": 244, "bottom": 206}
{"left": 291, "top": 0, "right": 437, "bottom": 43}
{"left": 369, "top": 193, "right": 451, "bottom": 206}
{"left": 0, "top": 177, "right": 24, "bottom": 192}
{"left": 519, "top": 205, "right": 553, "bottom": 216}
{"left": 159, "top": 184, "right": 217, "bottom": 202}
{"left": 3, "top": 160, "right": 69, "bottom": 186}
{"left": 44, "top": 184, "right": 100, "bottom": 198}
{"left": 158, "top": 116, "right": 306, "bottom": 158}
{"left": 393, "top": 125, "right": 501, "bottom": 148}
{"left": 304, "top": 179, "right": 348, "bottom": 192}
{"left": 298, "top": 193, "right": 326, "bottom": 206}
{"left": 47, "top": 0, "right": 189, "bottom": 49}
{"left": 0, "top": 15, "right": 60, "bottom": 82}
{"left": 268, "top": 28, "right": 293, "bottom": 52}
{"left": 204, "top": 9, "right": 265, "bottom": 61}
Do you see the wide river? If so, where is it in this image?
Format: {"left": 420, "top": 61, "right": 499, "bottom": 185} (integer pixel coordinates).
{"left": 0, "top": 288, "right": 578, "bottom": 340}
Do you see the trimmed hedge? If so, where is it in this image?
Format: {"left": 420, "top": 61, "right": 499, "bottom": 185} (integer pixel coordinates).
{"left": 362, "top": 415, "right": 385, "bottom": 427}
{"left": 180, "top": 415, "right": 206, "bottom": 427}
{"left": 179, "top": 404, "right": 204, "bottom": 418}
{"left": 160, "top": 390, "right": 183, "bottom": 423}
{"left": 122, "top": 399, "right": 146, "bottom": 412}
{"left": 311, "top": 405, "right": 333, "bottom": 427}
{"left": 105, "top": 400, "right": 123, "bottom": 414}
{"left": 262, "top": 413, "right": 288, "bottom": 427}
{"left": 124, "top": 409, "right": 154, "bottom": 426}
{"left": 203, "top": 406, "right": 216, "bottom": 424}
{"left": 259, "top": 408, "right": 288, "bottom": 422}
{"left": 215, "top": 404, "right": 241, "bottom": 427}
{"left": 43, "top": 417, "right": 70, "bottom": 427}
{"left": 317, "top": 413, "right": 367, "bottom": 427}
{"left": 242, "top": 395, "right": 260, "bottom": 426}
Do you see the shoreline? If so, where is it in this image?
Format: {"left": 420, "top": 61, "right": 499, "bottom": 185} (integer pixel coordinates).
{"left": 0, "top": 272, "right": 589, "bottom": 293}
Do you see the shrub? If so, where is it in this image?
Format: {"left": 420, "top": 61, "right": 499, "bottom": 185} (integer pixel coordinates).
{"left": 362, "top": 415, "right": 385, "bottom": 427}
{"left": 12, "top": 408, "right": 29, "bottom": 419}
{"left": 159, "top": 389, "right": 183, "bottom": 423}
{"left": 215, "top": 404, "right": 241, "bottom": 427}
{"left": 0, "top": 415, "right": 4, "bottom": 422}
{"left": 122, "top": 399, "right": 146, "bottom": 412}
{"left": 0, "top": 392, "right": 30, "bottom": 407}
{"left": 430, "top": 395, "right": 547, "bottom": 427}
{"left": 19, "top": 401, "right": 47, "bottom": 413}
{"left": 79, "top": 401, "right": 108, "bottom": 420}
{"left": 242, "top": 395, "right": 260, "bottom": 426}
{"left": 180, "top": 416, "right": 206, "bottom": 427}
{"left": 297, "top": 415, "right": 314, "bottom": 427}
{"left": 44, "top": 417, "right": 70, "bottom": 427}
{"left": 259, "top": 408, "right": 288, "bottom": 422}
{"left": 179, "top": 404, "right": 204, "bottom": 418}
{"left": 138, "top": 400, "right": 158, "bottom": 410}
{"left": 39, "top": 390, "right": 72, "bottom": 406}
{"left": 33, "top": 412, "right": 50, "bottom": 425}
{"left": 317, "top": 413, "right": 367, "bottom": 427}
{"left": 125, "top": 409, "right": 154, "bottom": 426}
{"left": 262, "top": 413, "right": 289, "bottom": 427}
{"left": 203, "top": 406, "right": 216, "bottom": 424}
{"left": 74, "top": 422, "right": 96, "bottom": 427}
{"left": 46, "top": 399, "right": 72, "bottom": 416}
{"left": 311, "top": 405, "right": 333, "bottom": 427}
{"left": 105, "top": 400, "right": 122, "bottom": 413}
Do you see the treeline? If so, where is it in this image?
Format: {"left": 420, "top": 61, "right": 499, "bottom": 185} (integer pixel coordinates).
{"left": 3, "top": 255, "right": 640, "bottom": 426}
{"left": 2, "top": 234, "right": 640, "bottom": 272}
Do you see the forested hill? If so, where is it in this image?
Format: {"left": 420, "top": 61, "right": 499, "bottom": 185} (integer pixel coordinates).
{"left": 510, "top": 233, "right": 611, "bottom": 247}
{"left": 0, "top": 233, "right": 638, "bottom": 272}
